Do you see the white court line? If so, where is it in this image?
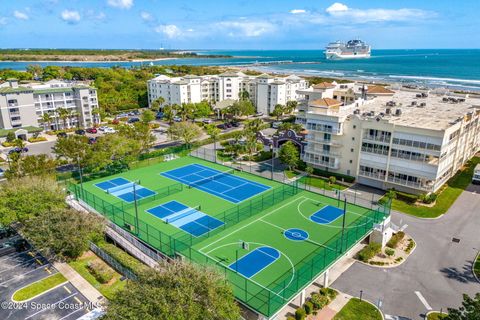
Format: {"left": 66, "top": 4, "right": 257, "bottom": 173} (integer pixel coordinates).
{"left": 25, "top": 293, "right": 77, "bottom": 319}
{"left": 415, "top": 291, "right": 432, "bottom": 310}
{"left": 199, "top": 196, "right": 306, "bottom": 252}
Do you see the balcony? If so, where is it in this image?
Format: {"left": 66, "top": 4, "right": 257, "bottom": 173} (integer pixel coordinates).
{"left": 386, "top": 176, "right": 433, "bottom": 191}
{"left": 9, "top": 111, "right": 21, "bottom": 117}
{"left": 304, "top": 147, "right": 341, "bottom": 157}
{"left": 306, "top": 123, "right": 342, "bottom": 135}
{"left": 8, "top": 102, "right": 18, "bottom": 107}
{"left": 361, "top": 146, "right": 389, "bottom": 157}
{"left": 305, "top": 136, "right": 342, "bottom": 147}
{"left": 362, "top": 135, "right": 391, "bottom": 144}
{"left": 359, "top": 170, "right": 386, "bottom": 181}
{"left": 304, "top": 154, "right": 340, "bottom": 169}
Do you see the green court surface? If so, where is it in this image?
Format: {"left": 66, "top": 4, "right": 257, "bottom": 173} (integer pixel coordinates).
{"left": 70, "top": 156, "right": 389, "bottom": 317}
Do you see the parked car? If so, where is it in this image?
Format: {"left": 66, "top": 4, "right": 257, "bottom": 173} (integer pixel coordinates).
{"left": 88, "top": 137, "right": 97, "bottom": 144}
{"left": 57, "top": 131, "right": 67, "bottom": 138}
{"left": 203, "top": 119, "right": 213, "bottom": 124}
{"left": 225, "top": 122, "right": 232, "bottom": 128}
{"left": 128, "top": 117, "right": 140, "bottom": 123}
{"left": 272, "top": 121, "right": 282, "bottom": 129}
{"left": 156, "top": 112, "right": 164, "bottom": 119}
{"left": 255, "top": 112, "right": 264, "bottom": 117}
{"left": 103, "top": 127, "right": 116, "bottom": 134}
{"left": 132, "top": 110, "right": 140, "bottom": 116}
{"left": 75, "top": 129, "right": 86, "bottom": 135}
{"left": 98, "top": 126, "right": 108, "bottom": 131}
{"left": 217, "top": 123, "right": 227, "bottom": 129}
{"left": 0, "top": 168, "right": 4, "bottom": 178}
{"left": 8, "top": 147, "right": 28, "bottom": 155}
{"left": 173, "top": 116, "right": 182, "bottom": 122}
{"left": 86, "top": 127, "right": 97, "bottom": 134}
{"left": 231, "top": 121, "right": 240, "bottom": 127}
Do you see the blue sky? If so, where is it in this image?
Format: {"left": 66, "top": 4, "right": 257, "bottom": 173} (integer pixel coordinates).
{"left": 0, "top": 0, "right": 479, "bottom": 49}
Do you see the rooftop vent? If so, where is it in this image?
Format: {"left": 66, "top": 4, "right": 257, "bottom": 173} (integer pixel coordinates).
{"left": 411, "top": 101, "right": 417, "bottom": 106}
{"left": 353, "top": 109, "right": 360, "bottom": 115}
{"left": 395, "top": 109, "right": 402, "bottom": 116}
{"left": 385, "top": 108, "right": 391, "bottom": 115}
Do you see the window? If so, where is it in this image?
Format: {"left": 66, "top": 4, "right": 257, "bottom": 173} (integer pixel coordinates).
{"left": 349, "top": 160, "right": 353, "bottom": 164}
{"left": 352, "top": 137, "right": 355, "bottom": 141}
{"left": 351, "top": 148, "right": 354, "bottom": 152}
{"left": 11, "top": 116, "right": 21, "bottom": 121}
{"left": 353, "top": 125, "right": 356, "bottom": 129}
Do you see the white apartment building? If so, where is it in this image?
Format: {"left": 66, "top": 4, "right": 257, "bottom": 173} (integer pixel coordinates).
{"left": 147, "top": 72, "right": 308, "bottom": 115}
{"left": 296, "top": 82, "right": 480, "bottom": 194}
{"left": 0, "top": 79, "right": 99, "bottom": 130}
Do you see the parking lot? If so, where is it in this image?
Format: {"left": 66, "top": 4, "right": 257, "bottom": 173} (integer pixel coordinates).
{"left": 0, "top": 234, "right": 91, "bottom": 320}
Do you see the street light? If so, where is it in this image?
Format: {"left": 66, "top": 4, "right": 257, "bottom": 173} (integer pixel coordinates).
{"left": 270, "top": 143, "right": 274, "bottom": 180}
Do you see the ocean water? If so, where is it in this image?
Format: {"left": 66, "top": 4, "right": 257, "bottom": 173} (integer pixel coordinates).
{"left": 1, "top": 49, "right": 480, "bottom": 91}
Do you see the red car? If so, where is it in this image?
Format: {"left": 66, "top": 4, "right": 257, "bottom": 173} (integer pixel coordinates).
{"left": 86, "top": 127, "right": 97, "bottom": 134}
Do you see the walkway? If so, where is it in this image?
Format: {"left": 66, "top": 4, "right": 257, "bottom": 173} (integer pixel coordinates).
{"left": 53, "top": 262, "right": 104, "bottom": 304}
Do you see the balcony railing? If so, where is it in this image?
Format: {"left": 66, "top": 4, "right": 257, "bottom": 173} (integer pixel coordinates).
{"left": 361, "top": 146, "right": 389, "bottom": 156}
{"left": 359, "top": 170, "right": 386, "bottom": 181}
{"left": 386, "top": 176, "right": 433, "bottom": 191}
{"left": 304, "top": 148, "right": 341, "bottom": 157}
{"left": 304, "top": 155, "right": 339, "bottom": 169}
{"left": 305, "top": 136, "right": 342, "bottom": 147}
{"left": 306, "top": 125, "right": 342, "bottom": 135}
{"left": 8, "top": 102, "right": 18, "bottom": 107}
{"left": 363, "top": 135, "right": 391, "bottom": 143}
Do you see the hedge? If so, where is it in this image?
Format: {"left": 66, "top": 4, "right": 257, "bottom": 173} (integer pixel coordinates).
{"left": 297, "top": 161, "right": 355, "bottom": 183}
{"left": 304, "top": 301, "right": 313, "bottom": 315}
{"left": 96, "top": 241, "right": 147, "bottom": 274}
{"left": 311, "top": 293, "right": 329, "bottom": 310}
{"left": 86, "top": 260, "right": 114, "bottom": 284}
{"left": 295, "top": 308, "right": 306, "bottom": 320}
{"left": 387, "top": 231, "right": 405, "bottom": 249}
{"left": 357, "top": 242, "right": 382, "bottom": 262}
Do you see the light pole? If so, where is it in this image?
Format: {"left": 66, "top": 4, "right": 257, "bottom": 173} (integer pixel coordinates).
{"left": 270, "top": 144, "right": 274, "bottom": 180}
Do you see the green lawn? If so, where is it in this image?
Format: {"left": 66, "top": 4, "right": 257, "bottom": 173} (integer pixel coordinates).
{"left": 427, "top": 312, "right": 448, "bottom": 320}
{"left": 68, "top": 252, "right": 126, "bottom": 300}
{"left": 391, "top": 157, "right": 480, "bottom": 218}
{"left": 474, "top": 253, "right": 480, "bottom": 280}
{"left": 13, "top": 273, "right": 67, "bottom": 301}
{"left": 284, "top": 170, "right": 347, "bottom": 191}
{"left": 333, "top": 298, "right": 382, "bottom": 320}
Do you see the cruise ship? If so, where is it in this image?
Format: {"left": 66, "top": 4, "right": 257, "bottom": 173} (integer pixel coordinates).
{"left": 325, "top": 40, "right": 371, "bottom": 60}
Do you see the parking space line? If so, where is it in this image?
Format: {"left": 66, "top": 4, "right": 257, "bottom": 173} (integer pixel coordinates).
{"left": 58, "top": 307, "right": 84, "bottom": 320}
{"left": 25, "top": 293, "right": 77, "bottom": 319}
{"left": 0, "top": 266, "right": 49, "bottom": 286}
{"left": 0, "top": 257, "right": 39, "bottom": 274}
{"left": 415, "top": 291, "right": 432, "bottom": 310}
{"left": 0, "top": 251, "right": 28, "bottom": 261}
{"left": 63, "top": 286, "right": 71, "bottom": 294}
{"left": 74, "top": 296, "right": 82, "bottom": 304}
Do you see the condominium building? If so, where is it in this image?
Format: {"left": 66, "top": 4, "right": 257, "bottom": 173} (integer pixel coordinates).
{"left": 0, "top": 79, "right": 99, "bottom": 130}
{"left": 147, "top": 72, "right": 308, "bottom": 115}
{"left": 296, "top": 82, "right": 480, "bottom": 194}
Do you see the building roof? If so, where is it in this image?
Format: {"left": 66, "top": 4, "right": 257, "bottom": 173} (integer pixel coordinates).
{"left": 219, "top": 71, "right": 243, "bottom": 77}
{"left": 256, "top": 73, "right": 275, "bottom": 79}
{"left": 0, "top": 86, "right": 34, "bottom": 94}
{"left": 367, "top": 85, "right": 395, "bottom": 95}
{"left": 313, "top": 82, "right": 335, "bottom": 89}
{"left": 309, "top": 98, "right": 343, "bottom": 108}
{"left": 33, "top": 87, "right": 74, "bottom": 94}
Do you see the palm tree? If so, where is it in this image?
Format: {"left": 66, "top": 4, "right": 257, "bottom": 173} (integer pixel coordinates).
{"left": 244, "top": 119, "right": 263, "bottom": 160}
{"left": 56, "top": 107, "right": 70, "bottom": 130}
{"left": 178, "top": 103, "right": 194, "bottom": 122}
{"left": 40, "top": 113, "right": 52, "bottom": 131}
{"left": 285, "top": 100, "right": 298, "bottom": 115}
{"left": 69, "top": 110, "right": 80, "bottom": 128}
{"left": 163, "top": 105, "right": 176, "bottom": 124}
{"left": 152, "top": 97, "right": 165, "bottom": 111}
{"left": 206, "top": 124, "right": 221, "bottom": 162}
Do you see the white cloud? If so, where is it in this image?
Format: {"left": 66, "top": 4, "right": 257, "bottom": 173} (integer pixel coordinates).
{"left": 216, "top": 20, "right": 276, "bottom": 37}
{"left": 290, "top": 9, "right": 306, "bottom": 14}
{"left": 14, "top": 10, "right": 29, "bottom": 20}
{"left": 107, "top": 0, "right": 133, "bottom": 9}
{"left": 326, "top": 3, "right": 349, "bottom": 14}
{"left": 61, "top": 10, "right": 81, "bottom": 23}
{"left": 324, "top": 2, "right": 431, "bottom": 23}
{"left": 155, "top": 24, "right": 182, "bottom": 38}
{"left": 140, "top": 11, "right": 153, "bottom": 21}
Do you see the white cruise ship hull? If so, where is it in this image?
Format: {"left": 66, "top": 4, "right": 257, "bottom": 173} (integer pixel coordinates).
{"left": 325, "top": 52, "right": 371, "bottom": 60}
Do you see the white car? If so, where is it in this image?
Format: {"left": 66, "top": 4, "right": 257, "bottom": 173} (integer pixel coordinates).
{"left": 173, "top": 116, "right": 182, "bottom": 122}
{"left": 103, "top": 127, "right": 116, "bottom": 134}
{"left": 0, "top": 168, "right": 4, "bottom": 178}
{"left": 203, "top": 119, "right": 213, "bottom": 124}
{"left": 272, "top": 121, "right": 282, "bottom": 129}
{"left": 98, "top": 126, "right": 108, "bottom": 131}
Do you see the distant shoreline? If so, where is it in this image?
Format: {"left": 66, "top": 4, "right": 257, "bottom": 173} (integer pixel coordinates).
{"left": 0, "top": 57, "right": 179, "bottom": 63}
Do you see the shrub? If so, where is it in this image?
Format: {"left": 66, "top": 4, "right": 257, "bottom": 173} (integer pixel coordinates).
{"left": 287, "top": 317, "right": 296, "bottom": 320}
{"left": 328, "top": 176, "right": 337, "bottom": 185}
{"left": 96, "top": 241, "right": 147, "bottom": 274}
{"left": 6, "top": 131, "right": 16, "bottom": 142}
{"left": 86, "top": 260, "right": 114, "bottom": 284}
{"left": 395, "top": 257, "right": 403, "bottom": 263}
{"left": 422, "top": 193, "right": 437, "bottom": 204}
{"left": 369, "top": 261, "right": 386, "bottom": 266}
{"left": 304, "top": 301, "right": 313, "bottom": 315}
{"left": 357, "top": 242, "right": 382, "bottom": 262}
{"left": 311, "top": 293, "right": 329, "bottom": 310}
{"left": 28, "top": 136, "right": 47, "bottom": 143}
{"left": 295, "top": 307, "right": 306, "bottom": 320}
{"left": 319, "top": 287, "right": 338, "bottom": 300}
{"left": 405, "top": 239, "right": 415, "bottom": 253}
{"left": 395, "top": 191, "right": 418, "bottom": 204}
{"left": 385, "top": 248, "right": 395, "bottom": 257}
{"left": 387, "top": 231, "right": 405, "bottom": 249}
{"left": 1, "top": 141, "right": 14, "bottom": 147}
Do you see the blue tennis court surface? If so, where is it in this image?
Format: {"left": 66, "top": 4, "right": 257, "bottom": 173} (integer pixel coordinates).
{"left": 310, "top": 205, "right": 344, "bottom": 224}
{"left": 229, "top": 246, "right": 280, "bottom": 278}
{"left": 94, "top": 178, "right": 156, "bottom": 203}
{"left": 146, "top": 200, "right": 224, "bottom": 237}
{"left": 160, "top": 163, "right": 271, "bottom": 203}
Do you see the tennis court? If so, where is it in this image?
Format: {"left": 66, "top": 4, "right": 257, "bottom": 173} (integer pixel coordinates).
{"left": 161, "top": 163, "right": 271, "bottom": 203}
{"left": 72, "top": 156, "right": 389, "bottom": 318}
{"left": 94, "top": 178, "right": 156, "bottom": 203}
{"left": 146, "top": 200, "right": 224, "bottom": 237}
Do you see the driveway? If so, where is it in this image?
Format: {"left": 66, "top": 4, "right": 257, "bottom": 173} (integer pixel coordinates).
{"left": 332, "top": 183, "right": 480, "bottom": 319}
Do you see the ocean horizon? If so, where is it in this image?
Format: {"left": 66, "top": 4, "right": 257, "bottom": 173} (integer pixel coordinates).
{"left": 2, "top": 49, "right": 480, "bottom": 91}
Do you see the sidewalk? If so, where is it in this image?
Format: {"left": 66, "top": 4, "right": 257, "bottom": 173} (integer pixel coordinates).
{"left": 54, "top": 262, "right": 105, "bottom": 304}
{"left": 314, "top": 292, "right": 352, "bottom": 320}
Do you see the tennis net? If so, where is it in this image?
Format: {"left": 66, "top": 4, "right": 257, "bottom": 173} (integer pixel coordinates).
{"left": 107, "top": 182, "right": 135, "bottom": 194}
{"left": 166, "top": 205, "right": 201, "bottom": 224}
{"left": 189, "top": 169, "right": 234, "bottom": 188}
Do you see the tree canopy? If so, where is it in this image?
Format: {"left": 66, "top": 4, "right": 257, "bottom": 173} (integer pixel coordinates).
{"left": 167, "top": 122, "right": 202, "bottom": 147}
{"left": 446, "top": 293, "right": 480, "bottom": 319}
{"left": 279, "top": 141, "right": 300, "bottom": 169}
{"left": 104, "top": 260, "right": 240, "bottom": 320}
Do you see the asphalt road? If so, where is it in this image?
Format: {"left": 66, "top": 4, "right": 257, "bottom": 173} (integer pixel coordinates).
{"left": 332, "top": 183, "right": 480, "bottom": 319}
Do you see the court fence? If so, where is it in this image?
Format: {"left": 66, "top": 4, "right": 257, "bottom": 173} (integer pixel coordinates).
{"left": 89, "top": 241, "right": 138, "bottom": 281}
{"left": 69, "top": 179, "right": 390, "bottom": 318}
